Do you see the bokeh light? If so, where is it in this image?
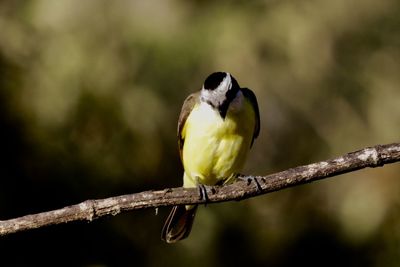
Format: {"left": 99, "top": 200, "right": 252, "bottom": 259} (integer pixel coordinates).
{"left": 0, "top": 0, "right": 399, "bottom": 266}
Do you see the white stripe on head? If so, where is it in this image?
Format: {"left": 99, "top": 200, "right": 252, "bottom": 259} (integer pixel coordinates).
{"left": 215, "top": 72, "right": 231, "bottom": 94}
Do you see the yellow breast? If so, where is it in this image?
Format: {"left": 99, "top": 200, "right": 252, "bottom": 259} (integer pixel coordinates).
{"left": 181, "top": 93, "right": 256, "bottom": 188}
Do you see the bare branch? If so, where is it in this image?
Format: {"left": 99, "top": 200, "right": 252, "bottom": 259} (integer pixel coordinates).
{"left": 1, "top": 143, "right": 399, "bottom": 236}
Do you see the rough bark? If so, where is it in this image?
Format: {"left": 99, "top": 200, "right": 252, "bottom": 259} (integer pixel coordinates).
{"left": 0, "top": 143, "right": 399, "bottom": 236}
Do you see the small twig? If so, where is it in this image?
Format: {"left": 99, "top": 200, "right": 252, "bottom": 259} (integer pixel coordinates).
{"left": 0, "top": 143, "right": 399, "bottom": 236}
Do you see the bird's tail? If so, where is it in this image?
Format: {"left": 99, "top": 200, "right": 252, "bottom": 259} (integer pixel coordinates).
{"left": 161, "top": 205, "right": 197, "bottom": 243}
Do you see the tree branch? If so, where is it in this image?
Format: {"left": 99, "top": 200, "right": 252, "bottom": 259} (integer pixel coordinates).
{"left": 1, "top": 143, "right": 399, "bottom": 236}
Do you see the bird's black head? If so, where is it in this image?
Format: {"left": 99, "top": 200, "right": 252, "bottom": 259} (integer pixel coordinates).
{"left": 203, "top": 72, "right": 227, "bottom": 90}
{"left": 201, "top": 72, "right": 240, "bottom": 118}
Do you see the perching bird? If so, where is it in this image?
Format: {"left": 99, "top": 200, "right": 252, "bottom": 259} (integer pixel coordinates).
{"left": 161, "top": 72, "right": 260, "bottom": 243}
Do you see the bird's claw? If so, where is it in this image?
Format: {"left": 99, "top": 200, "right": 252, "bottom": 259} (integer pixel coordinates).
{"left": 238, "top": 175, "right": 263, "bottom": 192}
{"left": 198, "top": 184, "right": 211, "bottom": 205}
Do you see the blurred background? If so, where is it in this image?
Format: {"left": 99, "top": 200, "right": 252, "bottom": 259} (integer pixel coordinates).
{"left": 0, "top": 0, "right": 399, "bottom": 266}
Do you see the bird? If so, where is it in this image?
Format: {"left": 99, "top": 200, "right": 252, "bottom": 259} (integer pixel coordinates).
{"left": 161, "top": 71, "right": 260, "bottom": 243}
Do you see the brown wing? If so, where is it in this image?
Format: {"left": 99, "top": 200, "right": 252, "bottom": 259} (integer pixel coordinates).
{"left": 241, "top": 88, "right": 260, "bottom": 147}
{"left": 177, "top": 91, "right": 200, "bottom": 160}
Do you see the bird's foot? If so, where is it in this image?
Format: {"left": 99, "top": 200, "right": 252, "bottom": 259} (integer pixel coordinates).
{"left": 197, "top": 184, "right": 213, "bottom": 206}
{"left": 238, "top": 175, "right": 263, "bottom": 192}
